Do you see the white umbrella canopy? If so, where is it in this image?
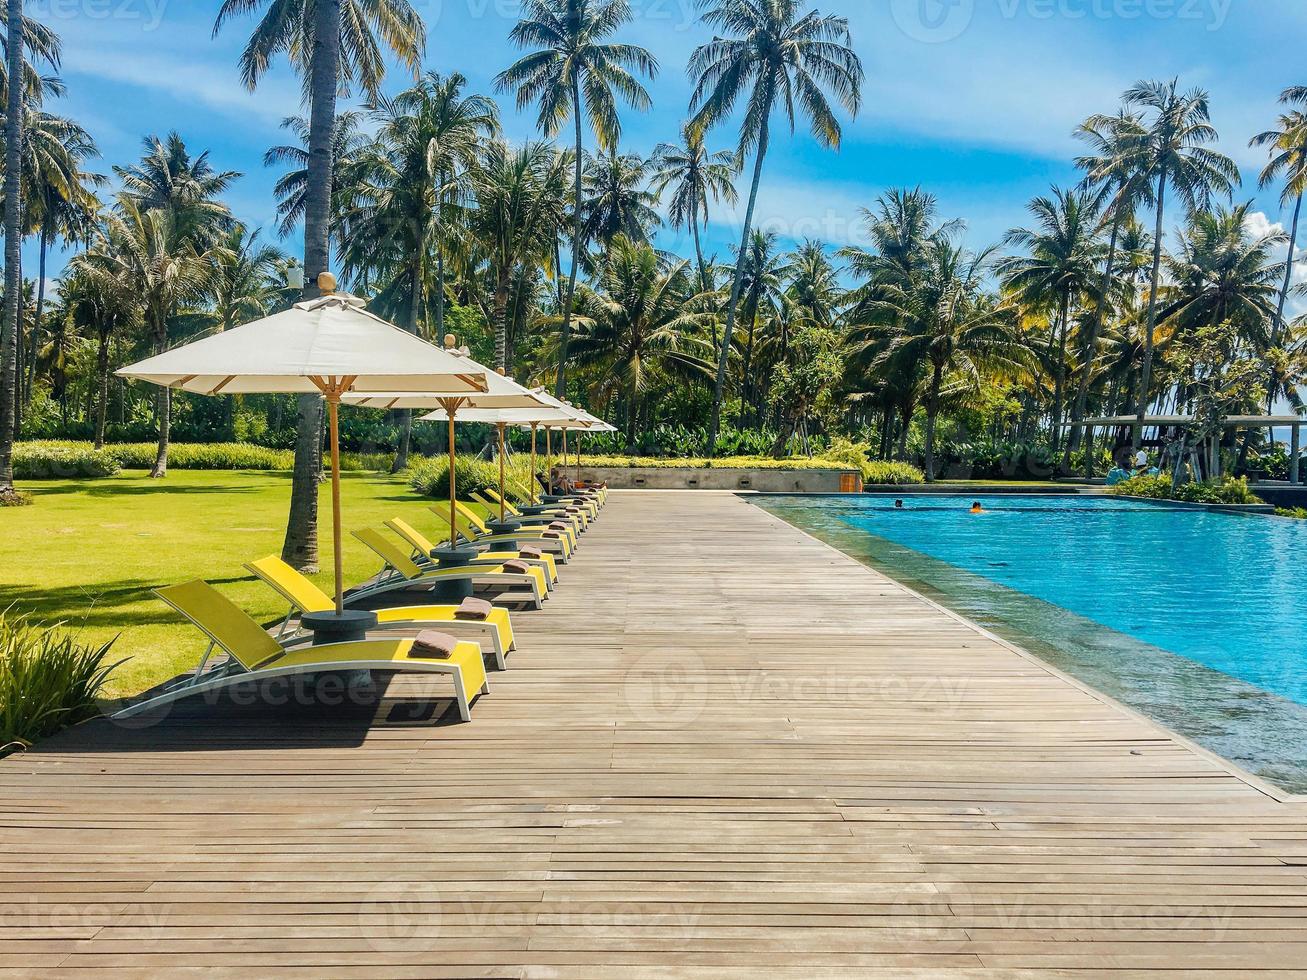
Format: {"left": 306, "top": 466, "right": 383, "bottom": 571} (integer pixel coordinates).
{"left": 415, "top": 402, "right": 588, "bottom": 515}
{"left": 117, "top": 291, "right": 491, "bottom": 616}
{"left": 344, "top": 347, "right": 549, "bottom": 548}
{"left": 118, "top": 294, "right": 489, "bottom": 396}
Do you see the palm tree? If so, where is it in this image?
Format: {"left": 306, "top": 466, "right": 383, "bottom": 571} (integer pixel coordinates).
{"left": 0, "top": 107, "right": 102, "bottom": 413}
{"left": 1123, "top": 79, "right": 1239, "bottom": 447}
{"left": 99, "top": 198, "right": 218, "bottom": 477}
{"left": 342, "top": 74, "right": 498, "bottom": 469}
{"left": 68, "top": 236, "right": 141, "bottom": 449}
{"left": 215, "top": 0, "right": 426, "bottom": 572}
{"left": 211, "top": 226, "right": 285, "bottom": 334}
{"left": 1000, "top": 187, "right": 1106, "bottom": 454}
{"left": 688, "top": 0, "right": 862, "bottom": 453}
{"left": 0, "top": 11, "right": 61, "bottom": 106}
{"left": 1160, "top": 203, "right": 1285, "bottom": 340}
{"left": 784, "top": 239, "right": 841, "bottom": 328}
{"left": 115, "top": 133, "right": 239, "bottom": 246}
{"left": 735, "top": 229, "right": 785, "bottom": 419}
{"left": 1250, "top": 86, "right": 1307, "bottom": 409}
{"left": 862, "top": 241, "right": 1027, "bottom": 481}
{"left": 580, "top": 148, "right": 660, "bottom": 250}
{"left": 0, "top": 0, "right": 31, "bottom": 497}
{"left": 470, "top": 139, "right": 570, "bottom": 373}
{"left": 651, "top": 124, "right": 738, "bottom": 294}
{"left": 563, "top": 235, "right": 715, "bottom": 439}
{"left": 264, "top": 110, "right": 369, "bottom": 239}
{"left": 496, "top": 0, "right": 657, "bottom": 398}
{"left": 1064, "top": 109, "right": 1151, "bottom": 463}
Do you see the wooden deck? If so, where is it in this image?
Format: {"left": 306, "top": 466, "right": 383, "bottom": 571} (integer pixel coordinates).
{"left": 4, "top": 490, "right": 1307, "bottom": 976}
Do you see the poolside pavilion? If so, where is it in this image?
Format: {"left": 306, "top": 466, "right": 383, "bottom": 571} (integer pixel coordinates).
{"left": 1077, "top": 414, "right": 1304, "bottom": 484}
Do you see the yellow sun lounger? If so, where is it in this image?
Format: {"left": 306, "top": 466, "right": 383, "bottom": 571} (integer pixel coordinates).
{"left": 384, "top": 517, "right": 558, "bottom": 589}
{"left": 353, "top": 527, "right": 546, "bottom": 609}
{"left": 511, "top": 479, "right": 601, "bottom": 519}
{"left": 473, "top": 488, "right": 588, "bottom": 532}
{"left": 112, "top": 581, "right": 489, "bottom": 722}
{"left": 437, "top": 501, "right": 577, "bottom": 559}
{"left": 245, "top": 555, "right": 516, "bottom": 670}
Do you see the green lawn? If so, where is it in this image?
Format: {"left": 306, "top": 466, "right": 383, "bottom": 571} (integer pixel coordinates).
{"left": 0, "top": 470, "right": 478, "bottom": 698}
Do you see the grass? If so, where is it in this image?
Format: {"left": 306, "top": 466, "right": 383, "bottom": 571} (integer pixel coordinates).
{"left": 0, "top": 469, "right": 489, "bottom": 699}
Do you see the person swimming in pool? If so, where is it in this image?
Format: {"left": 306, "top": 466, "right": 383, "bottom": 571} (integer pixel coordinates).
{"left": 894, "top": 499, "right": 904, "bottom": 509}
{"left": 970, "top": 501, "right": 984, "bottom": 513}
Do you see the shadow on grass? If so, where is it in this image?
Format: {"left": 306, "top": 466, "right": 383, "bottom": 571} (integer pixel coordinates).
{"left": 0, "top": 575, "right": 255, "bottom": 627}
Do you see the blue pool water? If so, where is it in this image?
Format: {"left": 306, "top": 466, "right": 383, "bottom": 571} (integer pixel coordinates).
{"left": 753, "top": 493, "right": 1307, "bottom": 793}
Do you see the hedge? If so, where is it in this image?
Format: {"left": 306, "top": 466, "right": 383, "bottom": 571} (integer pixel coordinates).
{"left": 408, "top": 455, "right": 534, "bottom": 502}
{"left": 15, "top": 441, "right": 392, "bottom": 475}
{"left": 1109, "top": 474, "right": 1264, "bottom": 505}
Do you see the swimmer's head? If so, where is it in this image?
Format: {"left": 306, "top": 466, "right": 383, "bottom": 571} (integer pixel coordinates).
{"left": 970, "top": 502, "right": 983, "bottom": 513}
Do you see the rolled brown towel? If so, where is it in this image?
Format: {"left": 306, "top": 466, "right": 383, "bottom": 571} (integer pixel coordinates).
{"left": 543, "top": 530, "right": 563, "bottom": 539}
{"left": 519, "top": 545, "right": 544, "bottom": 559}
{"left": 549, "top": 521, "right": 569, "bottom": 531}
{"left": 502, "top": 559, "right": 531, "bottom": 575}
{"left": 411, "top": 630, "right": 458, "bottom": 658}
{"left": 454, "top": 597, "right": 494, "bottom": 621}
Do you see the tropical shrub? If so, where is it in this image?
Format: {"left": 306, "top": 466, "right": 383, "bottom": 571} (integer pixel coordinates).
{"left": 1173, "top": 476, "right": 1262, "bottom": 505}
{"left": 13, "top": 442, "right": 122, "bottom": 479}
{"left": 1110, "top": 474, "right": 1263, "bottom": 505}
{"left": 862, "top": 461, "right": 926, "bottom": 485}
{"left": 819, "top": 437, "right": 925, "bottom": 483}
{"left": 0, "top": 612, "right": 123, "bottom": 755}
{"left": 1109, "top": 474, "right": 1174, "bottom": 499}
{"left": 1276, "top": 507, "right": 1307, "bottom": 520}
{"left": 0, "top": 490, "right": 32, "bottom": 507}
{"left": 408, "top": 455, "right": 534, "bottom": 503}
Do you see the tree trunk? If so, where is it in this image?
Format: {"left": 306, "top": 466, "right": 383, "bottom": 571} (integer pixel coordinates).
{"left": 1133, "top": 169, "right": 1168, "bottom": 450}
{"left": 708, "top": 103, "right": 771, "bottom": 454}
{"left": 391, "top": 263, "right": 424, "bottom": 474}
{"left": 554, "top": 76, "right": 584, "bottom": 399}
{"left": 94, "top": 327, "right": 110, "bottom": 450}
{"left": 0, "top": 0, "right": 22, "bottom": 494}
{"left": 492, "top": 269, "right": 511, "bottom": 372}
{"left": 1065, "top": 208, "right": 1123, "bottom": 466}
{"left": 923, "top": 362, "right": 943, "bottom": 483}
{"left": 1051, "top": 291, "right": 1071, "bottom": 457}
{"left": 435, "top": 167, "right": 447, "bottom": 340}
{"left": 29, "top": 225, "right": 50, "bottom": 412}
{"left": 282, "top": 0, "right": 342, "bottom": 572}
{"left": 149, "top": 318, "right": 170, "bottom": 478}
{"left": 1269, "top": 190, "right": 1302, "bottom": 418}
{"left": 690, "top": 187, "right": 718, "bottom": 349}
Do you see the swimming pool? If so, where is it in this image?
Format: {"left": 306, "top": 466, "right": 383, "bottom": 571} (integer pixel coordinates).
{"left": 752, "top": 493, "right": 1307, "bottom": 794}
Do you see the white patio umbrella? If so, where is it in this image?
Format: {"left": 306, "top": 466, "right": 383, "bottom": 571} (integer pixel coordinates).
{"left": 344, "top": 343, "right": 548, "bottom": 551}
{"left": 418, "top": 402, "right": 587, "bottom": 521}
{"left": 514, "top": 391, "right": 596, "bottom": 501}
{"left": 118, "top": 288, "right": 489, "bottom": 616}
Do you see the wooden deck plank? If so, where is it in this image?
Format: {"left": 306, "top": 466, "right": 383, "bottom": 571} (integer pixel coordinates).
{"left": 2, "top": 489, "right": 1305, "bottom": 974}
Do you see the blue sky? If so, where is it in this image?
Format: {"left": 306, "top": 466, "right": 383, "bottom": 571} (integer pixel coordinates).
{"left": 25, "top": 0, "right": 1307, "bottom": 290}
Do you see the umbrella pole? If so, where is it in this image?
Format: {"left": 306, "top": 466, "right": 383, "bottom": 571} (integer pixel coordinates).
{"left": 497, "top": 422, "right": 507, "bottom": 523}
{"left": 562, "top": 429, "right": 569, "bottom": 487}
{"left": 546, "top": 428, "right": 553, "bottom": 494}
{"left": 530, "top": 423, "right": 538, "bottom": 506}
{"left": 446, "top": 401, "right": 459, "bottom": 547}
{"left": 327, "top": 394, "right": 345, "bottom": 615}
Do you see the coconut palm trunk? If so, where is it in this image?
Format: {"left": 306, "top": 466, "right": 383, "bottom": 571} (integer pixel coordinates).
{"left": 149, "top": 315, "right": 170, "bottom": 478}
{"left": 555, "top": 77, "right": 584, "bottom": 399}
{"left": 0, "top": 0, "right": 23, "bottom": 494}
{"left": 282, "top": 0, "right": 342, "bottom": 572}
{"left": 1065, "top": 210, "right": 1123, "bottom": 467}
{"left": 1133, "top": 170, "right": 1168, "bottom": 450}
{"left": 1051, "top": 291, "right": 1071, "bottom": 455}
{"left": 390, "top": 266, "right": 423, "bottom": 474}
{"left": 1270, "top": 190, "right": 1302, "bottom": 417}
{"left": 708, "top": 108, "right": 771, "bottom": 454}
{"left": 923, "top": 361, "right": 944, "bottom": 483}
{"left": 691, "top": 188, "right": 718, "bottom": 348}
{"left": 94, "top": 325, "right": 111, "bottom": 450}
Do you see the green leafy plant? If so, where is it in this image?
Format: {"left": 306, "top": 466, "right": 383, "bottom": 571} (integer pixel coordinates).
{"left": 0, "top": 612, "right": 125, "bottom": 755}
{"left": 1111, "top": 473, "right": 1264, "bottom": 505}
{"left": 1276, "top": 507, "right": 1307, "bottom": 519}
{"left": 15, "top": 441, "right": 392, "bottom": 473}
{"left": 862, "top": 461, "right": 926, "bottom": 485}
{"left": 14, "top": 443, "right": 122, "bottom": 479}
{"left": 407, "top": 455, "right": 534, "bottom": 503}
